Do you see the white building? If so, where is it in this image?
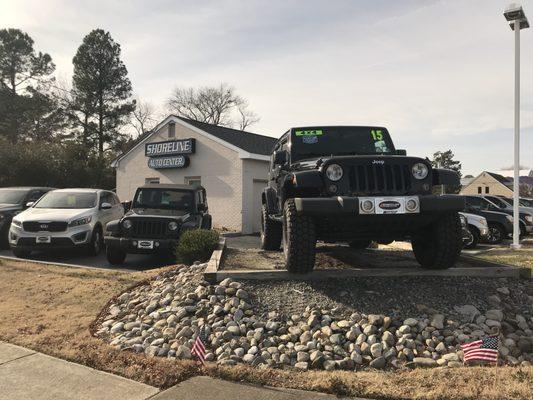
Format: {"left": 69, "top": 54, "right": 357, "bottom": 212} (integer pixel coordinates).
{"left": 112, "top": 115, "right": 277, "bottom": 234}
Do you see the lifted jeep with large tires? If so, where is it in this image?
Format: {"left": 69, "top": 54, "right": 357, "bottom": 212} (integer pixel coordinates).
{"left": 104, "top": 184, "right": 211, "bottom": 265}
{"left": 261, "top": 126, "right": 465, "bottom": 273}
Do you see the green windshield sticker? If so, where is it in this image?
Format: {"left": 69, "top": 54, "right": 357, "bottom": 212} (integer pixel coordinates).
{"left": 371, "top": 129, "right": 383, "bottom": 141}
{"left": 295, "top": 129, "right": 323, "bottom": 136}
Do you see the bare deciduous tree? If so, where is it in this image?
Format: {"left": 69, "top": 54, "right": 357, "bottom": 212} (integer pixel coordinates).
{"left": 167, "top": 83, "right": 259, "bottom": 130}
{"left": 130, "top": 99, "right": 158, "bottom": 137}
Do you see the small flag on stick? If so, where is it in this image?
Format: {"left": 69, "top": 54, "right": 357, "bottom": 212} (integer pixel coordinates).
{"left": 461, "top": 335, "right": 499, "bottom": 364}
{"left": 191, "top": 325, "right": 207, "bottom": 364}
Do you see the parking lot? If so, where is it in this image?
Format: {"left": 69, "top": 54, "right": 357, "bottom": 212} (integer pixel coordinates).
{"left": 0, "top": 248, "right": 170, "bottom": 271}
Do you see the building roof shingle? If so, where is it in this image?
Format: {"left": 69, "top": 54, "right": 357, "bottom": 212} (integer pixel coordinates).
{"left": 486, "top": 172, "right": 513, "bottom": 186}
{"left": 177, "top": 117, "right": 277, "bottom": 156}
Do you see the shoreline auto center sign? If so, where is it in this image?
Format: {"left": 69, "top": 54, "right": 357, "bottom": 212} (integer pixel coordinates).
{"left": 145, "top": 139, "right": 195, "bottom": 169}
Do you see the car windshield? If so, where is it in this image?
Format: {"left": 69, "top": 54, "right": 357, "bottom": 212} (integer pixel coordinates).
{"left": 487, "top": 196, "right": 509, "bottom": 208}
{"left": 290, "top": 126, "right": 396, "bottom": 162}
{"left": 520, "top": 198, "right": 533, "bottom": 207}
{"left": 0, "top": 189, "right": 28, "bottom": 205}
{"left": 133, "top": 189, "right": 194, "bottom": 210}
{"left": 35, "top": 192, "right": 97, "bottom": 209}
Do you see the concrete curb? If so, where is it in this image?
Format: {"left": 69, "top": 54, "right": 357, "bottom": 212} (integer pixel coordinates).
{"left": 204, "top": 237, "right": 226, "bottom": 283}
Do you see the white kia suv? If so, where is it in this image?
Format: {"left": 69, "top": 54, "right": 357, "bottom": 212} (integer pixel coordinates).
{"left": 9, "top": 189, "right": 124, "bottom": 258}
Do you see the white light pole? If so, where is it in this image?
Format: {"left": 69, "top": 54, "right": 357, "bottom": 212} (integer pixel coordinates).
{"left": 504, "top": 3, "right": 529, "bottom": 250}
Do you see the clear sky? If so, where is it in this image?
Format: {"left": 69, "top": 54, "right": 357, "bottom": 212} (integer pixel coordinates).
{"left": 2, "top": 0, "right": 532, "bottom": 176}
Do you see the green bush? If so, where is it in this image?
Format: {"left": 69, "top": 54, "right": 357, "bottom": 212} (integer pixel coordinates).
{"left": 175, "top": 229, "right": 220, "bottom": 265}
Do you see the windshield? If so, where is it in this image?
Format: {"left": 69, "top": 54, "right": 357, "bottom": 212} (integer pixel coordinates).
{"left": 0, "top": 189, "right": 28, "bottom": 205}
{"left": 35, "top": 192, "right": 97, "bottom": 209}
{"left": 133, "top": 189, "right": 194, "bottom": 211}
{"left": 290, "top": 126, "right": 396, "bottom": 162}
{"left": 520, "top": 198, "right": 533, "bottom": 207}
{"left": 487, "top": 196, "right": 509, "bottom": 208}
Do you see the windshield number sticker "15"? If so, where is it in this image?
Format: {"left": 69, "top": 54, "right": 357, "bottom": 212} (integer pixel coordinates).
{"left": 371, "top": 129, "right": 383, "bottom": 141}
{"left": 295, "top": 129, "right": 323, "bottom": 136}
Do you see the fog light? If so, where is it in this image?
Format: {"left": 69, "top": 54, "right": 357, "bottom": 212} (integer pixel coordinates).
{"left": 155, "top": 242, "right": 160, "bottom": 247}
{"left": 361, "top": 199, "right": 374, "bottom": 213}
{"left": 406, "top": 199, "right": 418, "bottom": 212}
{"left": 328, "top": 184, "right": 338, "bottom": 193}
{"left": 132, "top": 240, "right": 137, "bottom": 246}
{"left": 422, "top": 184, "right": 430, "bottom": 191}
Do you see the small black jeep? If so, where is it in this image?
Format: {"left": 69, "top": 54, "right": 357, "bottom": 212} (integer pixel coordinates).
{"left": 261, "top": 126, "right": 465, "bottom": 273}
{"left": 104, "top": 184, "right": 211, "bottom": 265}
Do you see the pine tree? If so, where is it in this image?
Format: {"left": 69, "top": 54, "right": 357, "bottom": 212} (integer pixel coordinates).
{"left": 72, "top": 29, "right": 135, "bottom": 154}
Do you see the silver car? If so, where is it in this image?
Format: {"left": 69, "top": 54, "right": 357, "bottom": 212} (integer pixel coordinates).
{"left": 9, "top": 189, "right": 124, "bottom": 258}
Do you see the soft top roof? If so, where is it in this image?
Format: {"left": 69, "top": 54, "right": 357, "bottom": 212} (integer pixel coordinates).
{"left": 139, "top": 184, "right": 204, "bottom": 191}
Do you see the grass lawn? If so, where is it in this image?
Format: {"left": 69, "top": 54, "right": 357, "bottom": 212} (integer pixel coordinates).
{"left": 473, "top": 239, "right": 533, "bottom": 271}
{"left": 0, "top": 258, "right": 531, "bottom": 400}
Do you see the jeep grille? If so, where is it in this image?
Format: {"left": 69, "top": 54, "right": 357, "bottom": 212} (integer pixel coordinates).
{"left": 347, "top": 164, "right": 412, "bottom": 194}
{"left": 130, "top": 219, "right": 167, "bottom": 238}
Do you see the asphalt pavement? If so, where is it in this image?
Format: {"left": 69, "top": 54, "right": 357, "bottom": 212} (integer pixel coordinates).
{"left": 0, "top": 247, "right": 171, "bottom": 271}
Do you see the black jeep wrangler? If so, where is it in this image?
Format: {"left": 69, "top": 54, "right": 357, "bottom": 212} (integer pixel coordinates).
{"left": 261, "top": 126, "right": 465, "bottom": 273}
{"left": 104, "top": 184, "right": 211, "bottom": 265}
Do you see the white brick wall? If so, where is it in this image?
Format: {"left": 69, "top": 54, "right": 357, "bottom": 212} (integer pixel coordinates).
{"left": 116, "top": 122, "right": 245, "bottom": 232}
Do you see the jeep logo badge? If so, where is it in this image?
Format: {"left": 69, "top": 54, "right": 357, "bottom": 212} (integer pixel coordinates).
{"left": 379, "top": 201, "right": 401, "bottom": 210}
{"left": 372, "top": 160, "right": 385, "bottom": 165}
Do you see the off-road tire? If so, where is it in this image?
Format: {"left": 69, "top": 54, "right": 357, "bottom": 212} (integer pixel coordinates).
{"left": 487, "top": 223, "right": 505, "bottom": 244}
{"left": 12, "top": 248, "right": 31, "bottom": 258}
{"left": 282, "top": 199, "right": 316, "bottom": 273}
{"left": 87, "top": 226, "right": 103, "bottom": 256}
{"left": 201, "top": 215, "right": 212, "bottom": 230}
{"left": 411, "top": 212, "right": 462, "bottom": 270}
{"left": 106, "top": 247, "right": 127, "bottom": 265}
{"left": 464, "top": 225, "right": 479, "bottom": 249}
{"left": 260, "top": 203, "right": 282, "bottom": 250}
{"left": 349, "top": 240, "right": 372, "bottom": 249}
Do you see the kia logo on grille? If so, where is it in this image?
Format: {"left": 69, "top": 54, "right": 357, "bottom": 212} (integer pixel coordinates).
{"left": 379, "top": 201, "right": 401, "bottom": 210}
{"left": 40, "top": 224, "right": 49, "bottom": 229}
{"left": 372, "top": 160, "right": 385, "bottom": 165}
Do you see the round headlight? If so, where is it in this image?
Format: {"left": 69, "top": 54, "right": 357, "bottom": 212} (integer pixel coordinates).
{"left": 122, "top": 219, "right": 132, "bottom": 229}
{"left": 412, "top": 163, "right": 429, "bottom": 180}
{"left": 325, "top": 164, "right": 343, "bottom": 181}
{"left": 168, "top": 221, "right": 179, "bottom": 231}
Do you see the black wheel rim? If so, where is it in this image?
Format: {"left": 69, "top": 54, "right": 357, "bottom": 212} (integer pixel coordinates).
{"left": 489, "top": 227, "right": 501, "bottom": 243}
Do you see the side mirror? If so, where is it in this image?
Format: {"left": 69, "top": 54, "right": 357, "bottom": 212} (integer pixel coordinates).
{"left": 274, "top": 150, "right": 288, "bottom": 165}
{"left": 396, "top": 149, "right": 407, "bottom": 156}
{"left": 101, "top": 202, "right": 112, "bottom": 210}
{"left": 25, "top": 202, "right": 34, "bottom": 208}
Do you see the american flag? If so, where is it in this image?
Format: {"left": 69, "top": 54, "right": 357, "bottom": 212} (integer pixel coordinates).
{"left": 461, "top": 336, "right": 499, "bottom": 364}
{"left": 191, "top": 325, "right": 207, "bottom": 364}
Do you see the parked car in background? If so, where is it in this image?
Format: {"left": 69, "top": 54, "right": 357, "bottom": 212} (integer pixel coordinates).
{"left": 470, "top": 195, "right": 532, "bottom": 236}
{"left": 461, "top": 195, "right": 514, "bottom": 244}
{"left": 9, "top": 189, "right": 123, "bottom": 258}
{"left": 0, "top": 187, "right": 54, "bottom": 249}
{"left": 104, "top": 184, "right": 211, "bottom": 265}
{"left": 459, "top": 211, "right": 489, "bottom": 249}
{"left": 520, "top": 198, "right": 533, "bottom": 207}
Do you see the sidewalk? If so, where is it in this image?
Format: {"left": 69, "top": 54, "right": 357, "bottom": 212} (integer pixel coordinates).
{"left": 0, "top": 342, "right": 343, "bottom": 400}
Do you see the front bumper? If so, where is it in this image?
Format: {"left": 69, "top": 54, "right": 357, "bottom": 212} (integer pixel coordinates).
{"left": 9, "top": 224, "right": 92, "bottom": 250}
{"left": 293, "top": 195, "right": 465, "bottom": 216}
{"left": 104, "top": 236, "right": 178, "bottom": 254}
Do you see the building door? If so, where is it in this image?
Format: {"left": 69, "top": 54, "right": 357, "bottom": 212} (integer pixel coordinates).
{"left": 252, "top": 179, "right": 267, "bottom": 233}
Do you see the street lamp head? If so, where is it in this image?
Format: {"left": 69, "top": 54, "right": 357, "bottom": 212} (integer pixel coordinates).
{"left": 510, "top": 17, "right": 530, "bottom": 30}
{"left": 504, "top": 3, "right": 526, "bottom": 21}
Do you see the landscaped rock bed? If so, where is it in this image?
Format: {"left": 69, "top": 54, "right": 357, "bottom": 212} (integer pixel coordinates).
{"left": 96, "top": 263, "right": 533, "bottom": 371}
